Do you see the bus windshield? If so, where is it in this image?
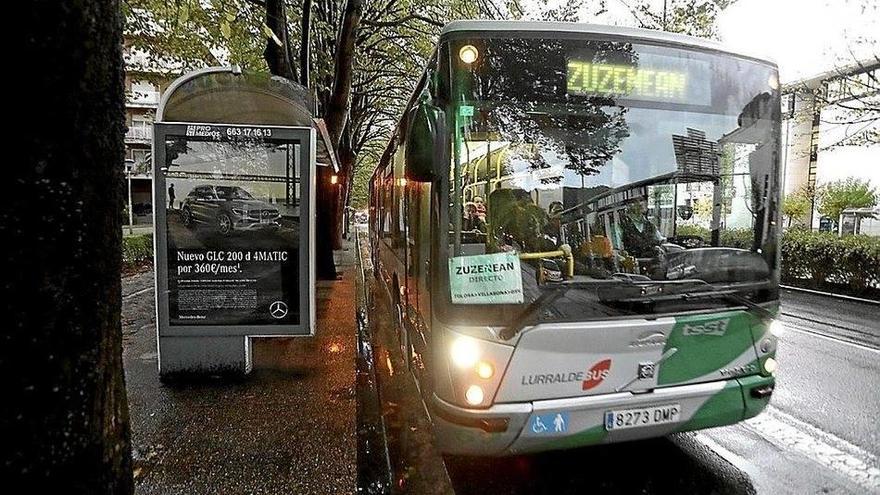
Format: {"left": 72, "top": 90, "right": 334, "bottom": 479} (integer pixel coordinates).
{"left": 443, "top": 36, "right": 781, "bottom": 324}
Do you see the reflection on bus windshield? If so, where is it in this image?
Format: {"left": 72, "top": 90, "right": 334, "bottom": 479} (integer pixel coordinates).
{"left": 445, "top": 37, "right": 780, "bottom": 318}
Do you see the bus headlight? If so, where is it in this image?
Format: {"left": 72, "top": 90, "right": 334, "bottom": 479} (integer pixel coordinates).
{"left": 442, "top": 330, "right": 514, "bottom": 409}
{"left": 459, "top": 45, "right": 479, "bottom": 64}
{"left": 763, "top": 357, "right": 778, "bottom": 375}
{"left": 465, "top": 385, "right": 484, "bottom": 405}
{"left": 476, "top": 361, "right": 494, "bottom": 379}
{"left": 450, "top": 336, "right": 480, "bottom": 369}
{"left": 769, "top": 319, "right": 784, "bottom": 337}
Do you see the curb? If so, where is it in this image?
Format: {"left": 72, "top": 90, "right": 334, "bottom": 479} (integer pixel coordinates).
{"left": 780, "top": 284, "right": 880, "bottom": 306}
{"left": 354, "top": 228, "right": 393, "bottom": 495}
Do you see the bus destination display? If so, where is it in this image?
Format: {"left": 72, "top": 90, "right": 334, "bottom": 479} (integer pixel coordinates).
{"left": 568, "top": 62, "right": 687, "bottom": 99}
{"left": 566, "top": 56, "right": 712, "bottom": 105}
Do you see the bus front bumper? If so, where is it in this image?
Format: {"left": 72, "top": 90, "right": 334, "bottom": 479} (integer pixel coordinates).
{"left": 429, "top": 375, "right": 774, "bottom": 456}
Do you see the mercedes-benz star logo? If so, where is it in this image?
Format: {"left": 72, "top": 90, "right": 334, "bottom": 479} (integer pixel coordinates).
{"left": 269, "top": 301, "right": 288, "bottom": 319}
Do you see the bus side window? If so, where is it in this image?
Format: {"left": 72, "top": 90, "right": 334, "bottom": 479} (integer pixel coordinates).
{"left": 382, "top": 171, "right": 393, "bottom": 239}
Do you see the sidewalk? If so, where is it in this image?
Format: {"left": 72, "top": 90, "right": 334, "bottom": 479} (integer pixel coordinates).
{"left": 123, "top": 224, "right": 154, "bottom": 237}
{"left": 123, "top": 244, "right": 358, "bottom": 494}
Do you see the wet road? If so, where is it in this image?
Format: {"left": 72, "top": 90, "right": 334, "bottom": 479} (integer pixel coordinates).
{"left": 699, "top": 289, "right": 879, "bottom": 494}
{"left": 364, "top": 242, "right": 880, "bottom": 495}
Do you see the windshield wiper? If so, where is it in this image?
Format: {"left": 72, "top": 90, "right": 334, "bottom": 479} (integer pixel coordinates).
{"left": 678, "top": 288, "right": 775, "bottom": 320}
{"left": 621, "top": 278, "right": 775, "bottom": 320}
{"left": 497, "top": 279, "right": 774, "bottom": 342}
{"left": 498, "top": 280, "right": 630, "bottom": 341}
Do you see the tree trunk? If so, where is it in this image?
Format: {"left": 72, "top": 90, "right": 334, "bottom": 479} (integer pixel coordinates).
{"left": 324, "top": 0, "right": 363, "bottom": 148}
{"left": 300, "top": 0, "right": 313, "bottom": 88}
{"left": 315, "top": 167, "right": 340, "bottom": 279}
{"left": 264, "top": 0, "right": 298, "bottom": 82}
{"left": 9, "top": 1, "right": 132, "bottom": 492}
{"left": 313, "top": 0, "right": 362, "bottom": 278}
{"left": 334, "top": 121, "right": 357, "bottom": 247}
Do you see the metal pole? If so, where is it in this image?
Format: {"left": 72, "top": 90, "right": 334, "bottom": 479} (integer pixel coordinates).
{"left": 125, "top": 158, "right": 134, "bottom": 235}
{"left": 127, "top": 172, "right": 133, "bottom": 235}
{"left": 662, "top": 0, "right": 667, "bottom": 30}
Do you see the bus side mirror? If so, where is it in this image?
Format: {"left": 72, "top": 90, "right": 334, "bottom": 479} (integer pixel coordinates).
{"left": 405, "top": 103, "right": 443, "bottom": 182}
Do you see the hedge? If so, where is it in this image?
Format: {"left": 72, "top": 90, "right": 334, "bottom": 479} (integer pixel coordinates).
{"left": 675, "top": 225, "right": 753, "bottom": 249}
{"left": 675, "top": 225, "right": 880, "bottom": 297}
{"left": 122, "top": 234, "right": 153, "bottom": 270}
{"left": 781, "top": 229, "right": 880, "bottom": 295}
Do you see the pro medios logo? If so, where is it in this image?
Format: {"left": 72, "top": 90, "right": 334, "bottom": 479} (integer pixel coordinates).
{"left": 682, "top": 318, "right": 730, "bottom": 337}
{"left": 582, "top": 359, "right": 612, "bottom": 390}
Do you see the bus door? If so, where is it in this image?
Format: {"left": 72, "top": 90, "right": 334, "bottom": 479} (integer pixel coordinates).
{"left": 405, "top": 182, "right": 432, "bottom": 375}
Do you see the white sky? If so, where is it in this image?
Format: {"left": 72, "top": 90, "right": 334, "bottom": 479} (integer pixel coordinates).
{"left": 524, "top": 0, "right": 879, "bottom": 83}
{"left": 716, "top": 0, "right": 879, "bottom": 83}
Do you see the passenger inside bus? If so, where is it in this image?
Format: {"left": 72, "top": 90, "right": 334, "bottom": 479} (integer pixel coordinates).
{"left": 472, "top": 196, "right": 487, "bottom": 222}
{"left": 612, "top": 201, "right": 665, "bottom": 258}
{"left": 487, "top": 187, "right": 549, "bottom": 253}
{"left": 462, "top": 201, "right": 487, "bottom": 235}
{"left": 542, "top": 201, "right": 565, "bottom": 247}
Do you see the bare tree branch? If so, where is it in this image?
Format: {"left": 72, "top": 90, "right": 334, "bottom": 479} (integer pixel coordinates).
{"left": 362, "top": 12, "right": 444, "bottom": 28}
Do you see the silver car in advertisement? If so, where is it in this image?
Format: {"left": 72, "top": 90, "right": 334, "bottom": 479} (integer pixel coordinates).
{"left": 181, "top": 185, "right": 281, "bottom": 235}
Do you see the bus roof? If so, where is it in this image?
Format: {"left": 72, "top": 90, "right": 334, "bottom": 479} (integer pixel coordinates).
{"left": 439, "top": 20, "right": 776, "bottom": 67}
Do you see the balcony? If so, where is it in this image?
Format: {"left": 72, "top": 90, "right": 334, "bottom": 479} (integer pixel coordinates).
{"left": 126, "top": 126, "right": 153, "bottom": 143}
{"left": 127, "top": 90, "right": 160, "bottom": 108}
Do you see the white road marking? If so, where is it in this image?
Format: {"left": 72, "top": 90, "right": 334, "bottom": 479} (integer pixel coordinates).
{"left": 779, "top": 321, "right": 880, "bottom": 354}
{"left": 123, "top": 287, "right": 153, "bottom": 300}
{"left": 740, "top": 406, "right": 880, "bottom": 491}
{"left": 780, "top": 285, "right": 880, "bottom": 305}
{"left": 693, "top": 432, "right": 754, "bottom": 471}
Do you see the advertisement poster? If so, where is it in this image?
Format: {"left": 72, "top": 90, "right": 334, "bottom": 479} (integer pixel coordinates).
{"left": 448, "top": 252, "right": 524, "bottom": 304}
{"left": 163, "top": 128, "right": 301, "bottom": 325}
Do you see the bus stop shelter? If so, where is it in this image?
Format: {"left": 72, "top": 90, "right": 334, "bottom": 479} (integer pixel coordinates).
{"left": 152, "top": 67, "right": 338, "bottom": 377}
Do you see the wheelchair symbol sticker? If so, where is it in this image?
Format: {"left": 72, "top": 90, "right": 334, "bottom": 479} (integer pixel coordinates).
{"left": 530, "top": 412, "right": 569, "bottom": 435}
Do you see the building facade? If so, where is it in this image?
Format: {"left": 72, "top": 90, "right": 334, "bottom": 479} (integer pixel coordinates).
{"left": 780, "top": 61, "right": 879, "bottom": 230}
{"left": 123, "top": 45, "right": 171, "bottom": 226}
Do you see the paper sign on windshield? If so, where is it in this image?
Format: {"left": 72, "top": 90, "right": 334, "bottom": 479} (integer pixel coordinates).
{"left": 449, "top": 252, "right": 524, "bottom": 305}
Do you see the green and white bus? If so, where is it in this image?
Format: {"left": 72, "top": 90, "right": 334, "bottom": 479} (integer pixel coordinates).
{"left": 369, "top": 20, "right": 781, "bottom": 455}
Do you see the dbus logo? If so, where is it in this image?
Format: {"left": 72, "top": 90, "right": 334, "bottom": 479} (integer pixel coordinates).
{"left": 582, "top": 359, "right": 612, "bottom": 390}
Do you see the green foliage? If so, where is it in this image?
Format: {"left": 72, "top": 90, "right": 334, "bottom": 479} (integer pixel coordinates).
{"left": 347, "top": 0, "right": 525, "bottom": 199}
{"left": 817, "top": 177, "right": 878, "bottom": 222}
{"left": 675, "top": 225, "right": 879, "bottom": 296}
{"left": 719, "top": 228, "right": 753, "bottom": 249}
{"left": 835, "top": 234, "right": 880, "bottom": 293}
{"left": 123, "top": 0, "right": 267, "bottom": 74}
{"left": 781, "top": 230, "right": 880, "bottom": 294}
{"left": 673, "top": 225, "right": 752, "bottom": 249}
{"left": 675, "top": 224, "right": 709, "bottom": 238}
{"left": 124, "top": 0, "right": 519, "bottom": 205}
{"left": 782, "top": 190, "right": 812, "bottom": 227}
{"left": 122, "top": 234, "right": 154, "bottom": 269}
{"left": 692, "top": 199, "right": 713, "bottom": 222}
{"left": 632, "top": 0, "right": 734, "bottom": 38}
{"left": 349, "top": 157, "right": 374, "bottom": 209}
{"left": 124, "top": 0, "right": 732, "bottom": 208}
